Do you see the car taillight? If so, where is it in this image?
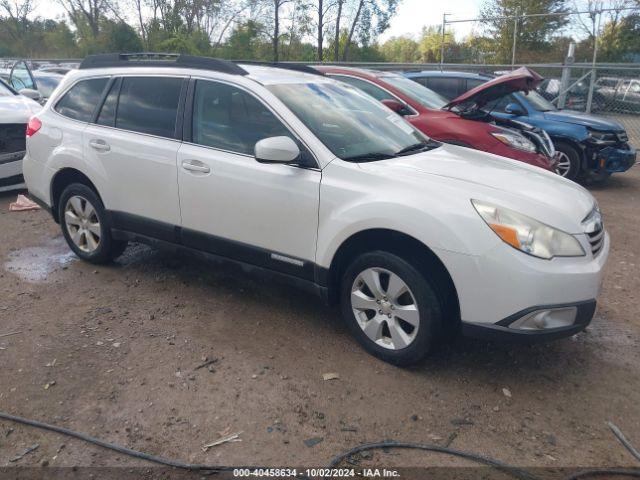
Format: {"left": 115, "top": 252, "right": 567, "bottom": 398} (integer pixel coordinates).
{"left": 26, "top": 117, "right": 42, "bottom": 138}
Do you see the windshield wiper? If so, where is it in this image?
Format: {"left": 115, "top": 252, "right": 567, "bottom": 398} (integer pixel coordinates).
{"left": 395, "top": 141, "right": 438, "bottom": 156}
{"left": 342, "top": 152, "right": 397, "bottom": 162}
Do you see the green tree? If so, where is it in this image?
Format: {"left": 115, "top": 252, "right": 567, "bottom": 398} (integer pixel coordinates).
{"left": 41, "top": 20, "right": 77, "bottom": 56}
{"left": 221, "top": 20, "right": 271, "bottom": 60}
{"left": 480, "top": 0, "right": 569, "bottom": 63}
{"left": 98, "top": 20, "right": 144, "bottom": 52}
{"left": 598, "top": 14, "right": 640, "bottom": 62}
{"left": 379, "top": 35, "right": 418, "bottom": 62}
{"left": 417, "top": 25, "right": 455, "bottom": 63}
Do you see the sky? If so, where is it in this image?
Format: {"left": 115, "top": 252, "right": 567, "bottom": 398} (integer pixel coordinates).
{"left": 379, "top": 0, "right": 486, "bottom": 42}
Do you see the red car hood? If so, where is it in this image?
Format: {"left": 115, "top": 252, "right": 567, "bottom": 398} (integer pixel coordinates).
{"left": 444, "top": 67, "right": 544, "bottom": 109}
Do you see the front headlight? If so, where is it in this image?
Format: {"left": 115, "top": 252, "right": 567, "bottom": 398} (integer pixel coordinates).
{"left": 587, "top": 130, "right": 617, "bottom": 144}
{"left": 490, "top": 130, "right": 537, "bottom": 153}
{"left": 472, "top": 200, "right": 585, "bottom": 259}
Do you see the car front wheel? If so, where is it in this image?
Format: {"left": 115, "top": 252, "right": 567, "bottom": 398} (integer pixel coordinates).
{"left": 340, "top": 251, "right": 443, "bottom": 366}
{"left": 553, "top": 142, "right": 581, "bottom": 181}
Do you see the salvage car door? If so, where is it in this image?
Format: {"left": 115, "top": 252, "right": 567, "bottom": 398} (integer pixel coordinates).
{"left": 177, "top": 79, "right": 321, "bottom": 277}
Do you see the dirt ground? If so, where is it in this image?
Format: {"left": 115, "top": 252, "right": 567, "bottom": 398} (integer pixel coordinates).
{"left": 1, "top": 166, "right": 639, "bottom": 477}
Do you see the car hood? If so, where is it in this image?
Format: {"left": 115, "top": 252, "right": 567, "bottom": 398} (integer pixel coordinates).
{"left": 542, "top": 110, "right": 625, "bottom": 132}
{"left": 445, "top": 67, "right": 543, "bottom": 109}
{"left": 357, "top": 144, "right": 594, "bottom": 234}
{"left": 0, "top": 95, "right": 40, "bottom": 123}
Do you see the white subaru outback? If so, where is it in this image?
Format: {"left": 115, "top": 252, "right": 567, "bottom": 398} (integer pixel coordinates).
{"left": 23, "top": 54, "right": 609, "bottom": 365}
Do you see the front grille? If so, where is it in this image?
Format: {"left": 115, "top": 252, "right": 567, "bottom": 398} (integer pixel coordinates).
{"left": 582, "top": 206, "right": 605, "bottom": 257}
{"left": 587, "top": 227, "right": 605, "bottom": 256}
{"left": 0, "top": 124, "right": 27, "bottom": 156}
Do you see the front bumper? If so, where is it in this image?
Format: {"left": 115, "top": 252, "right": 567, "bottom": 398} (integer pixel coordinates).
{"left": 0, "top": 152, "right": 25, "bottom": 192}
{"left": 461, "top": 300, "right": 596, "bottom": 343}
{"left": 435, "top": 231, "right": 609, "bottom": 338}
{"left": 589, "top": 144, "right": 637, "bottom": 174}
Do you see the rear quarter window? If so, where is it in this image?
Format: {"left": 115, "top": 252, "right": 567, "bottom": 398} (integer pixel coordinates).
{"left": 54, "top": 78, "right": 109, "bottom": 122}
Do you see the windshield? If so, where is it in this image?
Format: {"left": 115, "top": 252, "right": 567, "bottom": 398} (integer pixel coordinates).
{"left": 522, "top": 90, "right": 556, "bottom": 112}
{"left": 381, "top": 75, "right": 448, "bottom": 109}
{"left": 35, "top": 75, "right": 61, "bottom": 98}
{"left": 267, "top": 81, "right": 431, "bottom": 161}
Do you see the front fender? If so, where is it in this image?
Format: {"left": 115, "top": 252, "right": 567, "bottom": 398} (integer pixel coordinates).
{"left": 316, "top": 160, "right": 500, "bottom": 268}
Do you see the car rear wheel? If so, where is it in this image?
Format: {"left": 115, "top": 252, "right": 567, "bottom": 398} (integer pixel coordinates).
{"left": 340, "top": 251, "right": 443, "bottom": 366}
{"left": 553, "top": 142, "right": 581, "bottom": 181}
{"left": 59, "top": 183, "right": 127, "bottom": 264}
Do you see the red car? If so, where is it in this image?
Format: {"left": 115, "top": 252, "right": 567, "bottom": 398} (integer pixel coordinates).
{"left": 315, "top": 66, "right": 555, "bottom": 171}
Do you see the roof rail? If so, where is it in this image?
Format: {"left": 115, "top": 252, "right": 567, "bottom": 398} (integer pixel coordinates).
{"left": 79, "top": 53, "right": 248, "bottom": 76}
{"left": 239, "top": 61, "right": 324, "bottom": 76}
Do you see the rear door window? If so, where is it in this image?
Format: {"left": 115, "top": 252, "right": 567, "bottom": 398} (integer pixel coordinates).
{"left": 54, "top": 78, "right": 109, "bottom": 122}
{"left": 116, "top": 77, "right": 183, "bottom": 138}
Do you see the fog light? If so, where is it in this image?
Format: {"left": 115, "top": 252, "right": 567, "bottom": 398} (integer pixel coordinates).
{"left": 509, "top": 306, "right": 578, "bottom": 330}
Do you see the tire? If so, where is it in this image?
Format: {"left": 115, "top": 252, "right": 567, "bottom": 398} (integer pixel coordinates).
{"left": 553, "top": 142, "right": 582, "bottom": 181}
{"left": 58, "top": 183, "right": 127, "bottom": 264}
{"left": 339, "top": 251, "right": 443, "bottom": 366}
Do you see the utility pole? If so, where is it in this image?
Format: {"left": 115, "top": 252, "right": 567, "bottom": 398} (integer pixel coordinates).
{"left": 558, "top": 42, "right": 575, "bottom": 109}
{"left": 586, "top": 2, "right": 602, "bottom": 113}
{"left": 440, "top": 13, "right": 447, "bottom": 69}
{"left": 511, "top": 7, "right": 519, "bottom": 67}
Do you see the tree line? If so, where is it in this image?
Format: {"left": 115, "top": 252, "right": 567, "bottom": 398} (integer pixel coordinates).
{"left": 0, "top": 0, "right": 638, "bottom": 63}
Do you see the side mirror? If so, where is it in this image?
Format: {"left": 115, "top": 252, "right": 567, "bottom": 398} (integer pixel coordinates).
{"left": 504, "top": 102, "right": 524, "bottom": 115}
{"left": 255, "top": 136, "right": 300, "bottom": 164}
{"left": 19, "top": 88, "right": 41, "bottom": 102}
{"left": 382, "top": 99, "right": 412, "bottom": 116}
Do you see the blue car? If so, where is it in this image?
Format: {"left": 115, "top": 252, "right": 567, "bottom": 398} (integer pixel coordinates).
{"left": 405, "top": 70, "right": 637, "bottom": 182}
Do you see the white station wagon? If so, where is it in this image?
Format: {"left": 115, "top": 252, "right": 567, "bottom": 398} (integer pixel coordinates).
{"left": 24, "top": 54, "right": 609, "bottom": 365}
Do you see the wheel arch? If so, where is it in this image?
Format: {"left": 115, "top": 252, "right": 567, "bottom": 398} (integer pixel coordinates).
{"left": 326, "top": 228, "right": 461, "bottom": 332}
{"left": 50, "top": 168, "right": 102, "bottom": 223}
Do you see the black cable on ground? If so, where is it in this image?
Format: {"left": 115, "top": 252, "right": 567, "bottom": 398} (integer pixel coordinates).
{"left": 2, "top": 410, "right": 640, "bottom": 480}
{"left": 609, "top": 422, "right": 640, "bottom": 463}
{"left": 326, "top": 441, "right": 541, "bottom": 480}
{"left": 0, "top": 411, "right": 248, "bottom": 472}
{"left": 565, "top": 469, "right": 640, "bottom": 480}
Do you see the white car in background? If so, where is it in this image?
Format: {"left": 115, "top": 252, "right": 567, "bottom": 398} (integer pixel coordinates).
{"left": 0, "top": 78, "right": 40, "bottom": 192}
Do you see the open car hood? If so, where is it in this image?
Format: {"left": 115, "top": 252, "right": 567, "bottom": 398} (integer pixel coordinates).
{"left": 445, "top": 67, "right": 544, "bottom": 109}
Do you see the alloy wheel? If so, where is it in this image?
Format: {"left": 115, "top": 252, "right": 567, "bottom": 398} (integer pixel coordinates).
{"left": 554, "top": 151, "right": 572, "bottom": 177}
{"left": 64, "top": 195, "right": 101, "bottom": 253}
{"left": 350, "top": 267, "right": 419, "bottom": 350}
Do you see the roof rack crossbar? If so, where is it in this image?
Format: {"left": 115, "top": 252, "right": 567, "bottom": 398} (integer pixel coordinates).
{"left": 79, "top": 53, "right": 248, "bottom": 76}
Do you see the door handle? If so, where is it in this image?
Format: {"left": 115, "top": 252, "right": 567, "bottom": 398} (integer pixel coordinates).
{"left": 181, "top": 160, "right": 211, "bottom": 174}
{"left": 89, "top": 139, "right": 110, "bottom": 152}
